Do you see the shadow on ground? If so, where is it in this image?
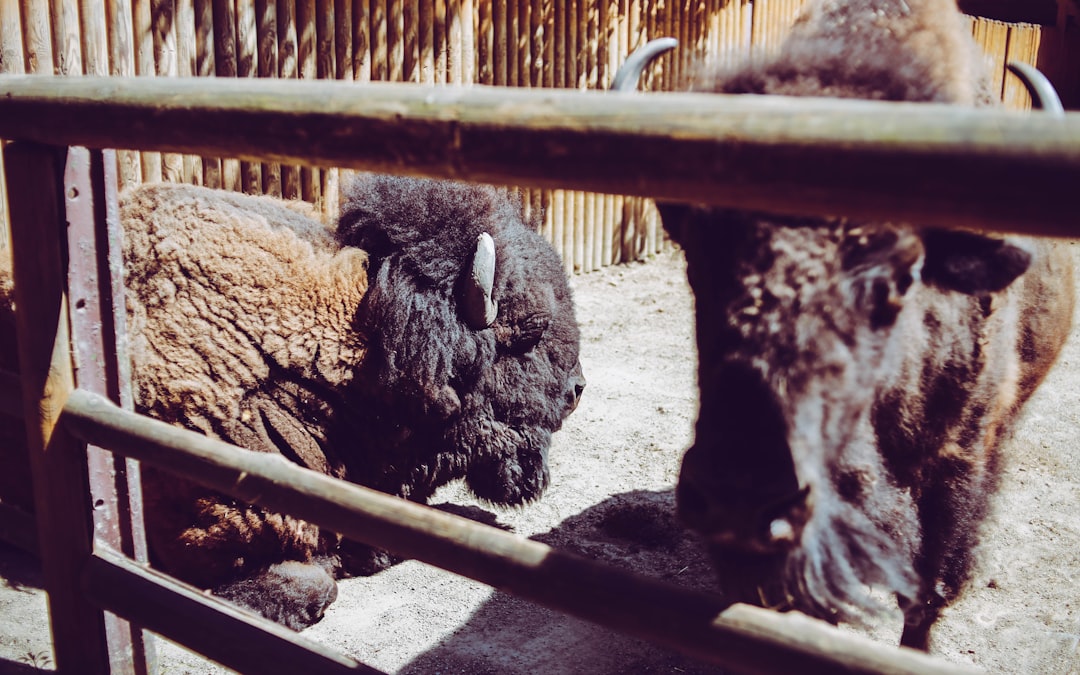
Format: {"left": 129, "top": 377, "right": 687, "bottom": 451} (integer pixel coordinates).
{"left": 400, "top": 489, "right": 729, "bottom": 675}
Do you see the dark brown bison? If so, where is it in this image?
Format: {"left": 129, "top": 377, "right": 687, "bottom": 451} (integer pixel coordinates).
{"left": 652, "top": 0, "right": 1074, "bottom": 649}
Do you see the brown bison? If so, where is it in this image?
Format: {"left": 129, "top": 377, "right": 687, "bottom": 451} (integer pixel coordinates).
{"left": 1, "top": 175, "right": 585, "bottom": 630}
{"left": 652, "top": 0, "right": 1074, "bottom": 649}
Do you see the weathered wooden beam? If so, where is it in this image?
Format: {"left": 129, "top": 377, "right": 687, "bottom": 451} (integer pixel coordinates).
{"left": 83, "top": 547, "right": 383, "bottom": 675}
{"left": 62, "top": 388, "right": 981, "bottom": 675}
{"left": 64, "top": 146, "right": 155, "bottom": 675}
{"left": 958, "top": 0, "right": 1059, "bottom": 26}
{"left": 0, "top": 75, "right": 1078, "bottom": 237}
{"left": 5, "top": 142, "right": 111, "bottom": 675}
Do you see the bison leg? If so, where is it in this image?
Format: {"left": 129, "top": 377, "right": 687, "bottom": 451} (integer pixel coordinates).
{"left": 213, "top": 557, "right": 340, "bottom": 630}
{"left": 899, "top": 463, "right": 990, "bottom": 650}
{"left": 898, "top": 592, "right": 945, "bottom": 650}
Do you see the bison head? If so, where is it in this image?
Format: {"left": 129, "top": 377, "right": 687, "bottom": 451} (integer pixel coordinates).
{"left": 336, "top": 174, "right": 584, "bottom": 507}
{"left": 660, "top": 203, "right": 1033, "bottom": 623}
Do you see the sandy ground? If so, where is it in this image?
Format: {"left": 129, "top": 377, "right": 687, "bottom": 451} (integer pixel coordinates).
{"left": 1, "top": 248, "right": 1079, "bottom": 674}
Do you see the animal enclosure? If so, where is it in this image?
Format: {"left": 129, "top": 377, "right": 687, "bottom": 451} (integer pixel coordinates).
{"left": 0, "top": 1, "right": 1079, "bottom": 673}
{"left": 0, "top": 0, "right": 1075, "bottom": 274}
{"left": 0, "top": 72, "right": 1079, "bottom": 673}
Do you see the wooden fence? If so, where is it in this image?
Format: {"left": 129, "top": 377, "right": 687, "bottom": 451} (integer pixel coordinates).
{"left": 0, "top": 0, "right": 1066, "bottom": 273}
{"left": 1, "top": 74, "right": 1080, "bottom": 673}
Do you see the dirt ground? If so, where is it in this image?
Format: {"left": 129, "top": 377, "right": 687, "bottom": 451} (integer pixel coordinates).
{"left": 1, "top": 248, "right": 1078, "bottom": 674}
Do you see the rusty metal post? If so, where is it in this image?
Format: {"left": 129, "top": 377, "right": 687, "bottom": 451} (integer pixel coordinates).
{"left": 64, "top": 146, "right": 156, "bottom": 674}
{"left": 5, "top": 141, "right": 111, "bottom": 674}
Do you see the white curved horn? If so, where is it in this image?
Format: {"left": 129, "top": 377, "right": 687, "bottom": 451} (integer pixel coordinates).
{"left": 610, "top": 37, "right": 678, "bottom": 92}
{"left": 1007, "top": 61, "right": 1065, "bottom": 115}
{"left": 462, "top": 232, "right": 498, "bottom": 329}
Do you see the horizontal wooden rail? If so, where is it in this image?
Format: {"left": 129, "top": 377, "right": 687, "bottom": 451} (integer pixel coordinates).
{"left": 82, "top": 547, "right": 381, "bottom": 675}
{"left": 61, "top": 388, "right": 979, "bottom": 675}
{"left": 0, "top": 75, "right": 1078, "bottom": 238}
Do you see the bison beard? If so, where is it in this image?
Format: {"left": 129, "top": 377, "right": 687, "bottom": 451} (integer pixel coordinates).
{"left": 658, "top": 0, "right": 1075, "bottom": 651}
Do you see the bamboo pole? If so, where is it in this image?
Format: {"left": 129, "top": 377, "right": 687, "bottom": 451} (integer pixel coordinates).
{"left": 463, "top": 0, "right": 475, "bottom": 83}
{"left": 62, "top": 388, "right": 981, "bottom": 675}
{"left": 4, "top": 76, "right": 1080, "bottom": 236}
{"left": 194, "top": 0, "right": 221, "bottom": 188}
{"left": 80, "top": 0, "right": 108, "bottom": 76}
{"left": 434, "top": 0, "right": 446, "bottom": 83}
{"left": 387, "top": 0, "right": 403, "bottom": 80}
{"left": 212, "top": 0, "right": 241, "bottom": 191}
{"left": 507, "top": 0, "right": 519, "bottom": 85}
{"left": 568, "top": 0, "right": 583, "bottom": 273}
{"left": 493, "top": 0, "right": 506, "bottom": 85}
{"left": 530, "top": 0, "right": 542, "bottom": 87}
{"left": 50, "top": 0, "right": 80, "bottom": 75}
{"left": 1003, "top": 24, "right": 1041, "bottom": 111}
{"left": 371, "top": 0, "right": 387, "bottom": 80}
{"left": 296, "top": 0, "right": 320, "bottom": 203}
{"left": 132, "top": 0, "right": 164, "bottom": 182}
{"left": 235, "top": 0, "right": 261, "bottom": 193}
{"left": 354, "top": 0, "right": 372, "bottom": 82}
{"left": 449, "top": 0, "right": 464, "bottom": 84}
{"left": 333, "top": 0, "right": 354, "bottom": 203}
{"left": 277, "top": 0, "right": 299, "bottom": 197}
{"left": 549, "top": 0, "right": 565, "bottom": 263}
{"left": 20, "top": 0, "right": 51, "bottom": 73}
{"left": 740, "top": 0, "right": 753, "bottom": 65}
{"left": 256, "top": 0, "right": 281, "bottom": 195}
{"left": 477, "top": 0, "right": 492, "bottom": 84}
{"left": 419, "top": 0, "right": 433, "bottom": 82}
{"left": 316, "top": 0, "right": 338, "bottom": 214}
{"left": 175, "top": 0, "right": 202, "bottom": 185}
{"left": 153, "top": 0, "right": 187, "bottom": 184}
{"left": 404, "top": 0, "right": 419, "bottom": 81}
{"left": 979, "top": 18, "right": 1009, "bottom": 102}
{"left": 582, "top": 0, "right": 595, "bottom": 273}
{"left": 335, "top": 0, "right": 353, "bottom": 81}
{"left": 551, "top": 187, "right": 565, "bottom": 260}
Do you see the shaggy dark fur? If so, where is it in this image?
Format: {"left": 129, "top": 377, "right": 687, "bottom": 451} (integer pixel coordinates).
{"left": 335, "top": 174, "right": 586, "bottom": 506}
{"left": 0, "top": 177, "right": 583, "bottom": 630}
{"left": 660, "top": 0, "right": 1074, "bottom": 650}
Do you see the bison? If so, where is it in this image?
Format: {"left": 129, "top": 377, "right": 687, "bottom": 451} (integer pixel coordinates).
{"left": 648, "top": 0, "right": 1074, "bottom": 650}
{"left": 1, "top": 175, "right": 584, "bottom": 629}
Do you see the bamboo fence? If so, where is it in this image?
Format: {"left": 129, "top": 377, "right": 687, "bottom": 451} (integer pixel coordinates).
{"left": 0, "top": 1, "right": 1060, "bottom": 273}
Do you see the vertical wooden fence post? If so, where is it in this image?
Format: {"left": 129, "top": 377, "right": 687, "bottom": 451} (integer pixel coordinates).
{"left": 5, "top": 141, "right": 110, "bottom": 674}
{"left": 65, "top": 146, "right": 155, "bottom": 675}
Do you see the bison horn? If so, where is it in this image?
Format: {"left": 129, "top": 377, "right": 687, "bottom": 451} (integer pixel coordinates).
{"left": 462, "top": 232, "right": 499, "bottom": 329}
{"left": 610, "top": 37, "right": 678, "bottom": 92}
{"left": 1006, "top": 61, "right": 1064, "bottom": 115}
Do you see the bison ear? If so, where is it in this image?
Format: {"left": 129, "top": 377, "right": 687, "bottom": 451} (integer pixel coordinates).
{"left": 920, "top": 229, "right": 1032, "bottom": 295}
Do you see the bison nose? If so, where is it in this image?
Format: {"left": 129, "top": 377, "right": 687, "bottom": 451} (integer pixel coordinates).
{"left": 566, "top": 370, "right": 586, "bottom": 412}
{"left": 677, "top": 466, "right": 811, "bottom": 555}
